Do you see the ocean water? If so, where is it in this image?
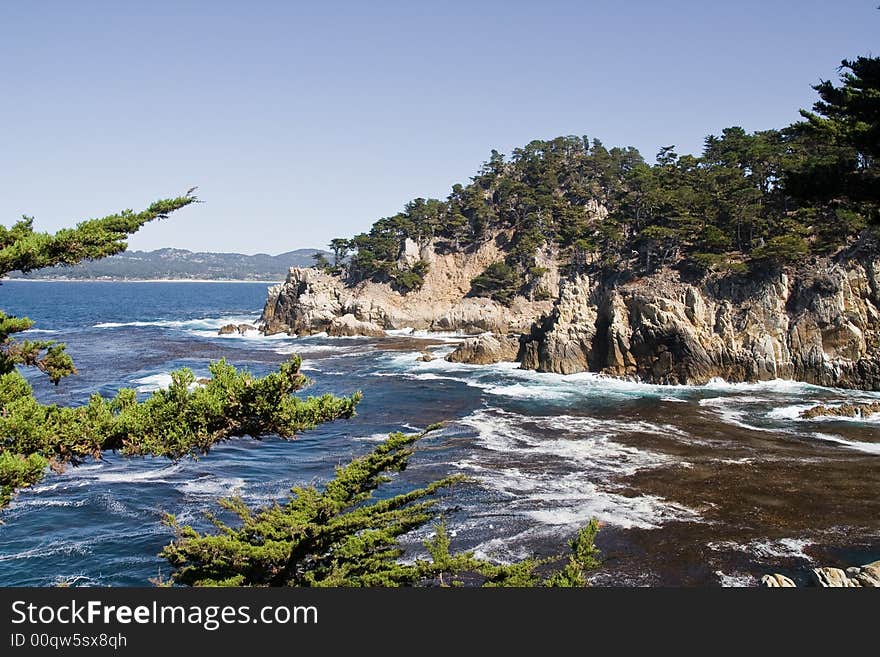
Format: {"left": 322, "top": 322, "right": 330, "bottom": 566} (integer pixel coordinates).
{"left": 0, "top": 281, "right": 878, "bottom": 586}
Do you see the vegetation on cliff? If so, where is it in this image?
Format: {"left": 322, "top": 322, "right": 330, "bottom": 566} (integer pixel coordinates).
{"left": 326, "top": 56, "right": 880, "bottom": 301}
{"left": 161, "top": 426, "right": 601, "bottom": 587}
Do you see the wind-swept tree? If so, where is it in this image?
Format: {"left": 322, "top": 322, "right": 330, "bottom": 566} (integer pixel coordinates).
{"left": 161, "top": 426, "right": 601, "bottom": 587}
{"left": 0, "top": 193, "right": 361, "bottom": 507}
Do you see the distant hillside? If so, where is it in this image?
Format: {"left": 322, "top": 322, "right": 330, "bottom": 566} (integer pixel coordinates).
{"left": 6, "top": 248, "right": 329, "bottom": 281}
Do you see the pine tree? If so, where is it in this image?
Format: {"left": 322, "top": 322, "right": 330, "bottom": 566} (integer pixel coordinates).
{"left": 0, "top": 193, "right": 361, "bottom": 508}
{"left": 160, "top": 425, "right": 601, "bottom": 587}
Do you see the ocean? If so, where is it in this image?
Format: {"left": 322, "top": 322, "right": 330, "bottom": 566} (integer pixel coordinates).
{"left": 0, "top": 281, "right": 878, "bottom": 586}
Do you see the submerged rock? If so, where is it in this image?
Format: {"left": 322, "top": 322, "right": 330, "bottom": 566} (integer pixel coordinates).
{"left": 416, "top": 352, "right": 434, "bottom": 362}
{"left": 218, "top": 323, "right": 256, "bottom": 335}
{"left": 445, "top": 334, "right": 520, "bottom": 365}
{"left": 800, "top": 402, "right": 880, "bottom": 419}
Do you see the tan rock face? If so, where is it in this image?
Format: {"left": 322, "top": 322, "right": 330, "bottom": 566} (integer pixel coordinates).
{"left": 521, "top": 274, "right": 598, "bottom": 375}
{"left": 217, "top": 323, "right": 257, "bottom": 335}
{"left": 327, "top": 314, "right": 385, "bottom": 337}
{"left": 854, "top": 560, "right": 880, "bottom": 587}
{"left": 810, "top": 567, "right": 861, "bottom": 587}
{"left": 260, "top": 233, "right": 552, "bottom": 336}
{"left": 761, "top": 561, "right": 880, "bottom": 587}
{"left": 445, "top": 334, "right": 520, "bottom": 365}
{"left": 760, "top": 574, "right": 796, "bottom": 587}
{"left": 261, "top": 238, "right": 880, "bottom": 389}
{"left": 520, "top": 254, "right": 880, "bottom": 390}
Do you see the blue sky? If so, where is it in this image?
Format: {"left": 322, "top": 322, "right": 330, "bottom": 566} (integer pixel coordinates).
{"left": 0, "top": 1, "right": 876, "bottom": 253}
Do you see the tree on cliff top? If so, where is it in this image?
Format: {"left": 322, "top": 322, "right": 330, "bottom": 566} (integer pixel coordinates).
{"left": 793, "top": 56, "right": 880, "bottom": 220}
{"left": 0, "top": 194, "right": 361, "bottom": 507}
{"left": 326, "top": 54, "right": 880, "bottom": 294}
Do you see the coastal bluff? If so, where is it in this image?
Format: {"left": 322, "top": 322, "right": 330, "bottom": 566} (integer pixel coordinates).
{"left": 260, "top": 241, "right": 880, "bottom": 391}
{"left": 260, "top": 235, "right": 556, "bottom": 337}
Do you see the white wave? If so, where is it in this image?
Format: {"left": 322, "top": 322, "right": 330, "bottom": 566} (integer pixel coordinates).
{"left": 50, "top": 573, "right": 102, "bottom": 587}
{"left": 324, "top": 349, "right": 375, "bottom": 359}
{"left": 766, "top": 404, "right": 820, "bottom": 421}
{"left": 275, "top": 344, "right": 335, "bottom": 354}
{"left": 356, "top": 432, "right": 396, "bottom": 443}
{"left": 409, "top": 372, "right": 472, "bottom": 383}
{"left": 187, "top": 328, "right": 289, "bottom": 342}
{"left": 12, "top": 498, "right": 88, "bottom": 510}
{"left": 460, "top": 408, "right": 689, "bottom": 468}
{"left": 94, "top": 314, "right": 259, "bottom": 331}
{"left": 715, "top": 571, "right": 756, "bottom": 587}
{"left": 385, "top": 327, "right": 415, "bottom": 336}
{"left": 703, "top": 377, "right": 824, "bottom": 394}
{"left": 472, "top": 526, "right": 559, "bottom": 563}
{"left": 134, "top": 373, "right": 174, "bottom": 392}
{"left": 456, "top": 461, "right": 695, "bottom": 531}
{"left": 708, "top": 537, "right": 813, "bottom": 561}
{"left": 452, "top": 409, "right": 697, "bottom": 531}
{"left": 178, "top": 476, "right": 246, "bottom": 497}
{"left": 385, "top": 328, "right": 476, "bottom": 342}
{"left": 76, "top": 462, "right": 183, "bottom": 484}
{"left": 811, "top": 432, "right": 880, "bottom": 455}
{"left": 133, "top": 372, "right": 205, "bottom": 393}
{"left": 395, "top": 356, "right": 697, "bottom": 401}
{"left": 523, "top": 483, "right": 695, "bottom": 530}
{"left": 698, "top": 397, "right": 779, "bottom": 433}
{"left": 22, "top": 328, "right": 58, "bottom": 334}
{"left": 719, "top": 457, "right": 756, "bottom": 465}
{"left": 769, "top": 403, "right": 880, "bottom": 425}
{"left": 0, "top": 539, "right": 93, "bottom": 562}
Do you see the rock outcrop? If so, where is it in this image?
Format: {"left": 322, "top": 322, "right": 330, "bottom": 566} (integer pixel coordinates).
{"left": 848, "top": 561, "right": 880, "bottom": 586}
{"left": 760, "top": 574, "right": 796, "bottom": 587}
{"left": 801, "top": 401, "right": 880, "bottom": 419}
{"left": 445, "top": 334, "right": 521, "bottom": 365}
{"left": 218, "top": 323, "right": 257, "bottom": 335}
{"left": 761, "top": 560, "right": 880, "bottom": 587}
{"left": 261, "top": 234, "right": 555, "bottom": 336}
{"left": 521, "top": 252, "right": 880, "bottom": 390}
{"left": 262, "top": 234, "right": 880, "bottom": 390}
{"left": 810, "top": 567, "right": 861, "bottom": 587}
{"left": 327, "top": 314, "right": 385, "bottom": 337}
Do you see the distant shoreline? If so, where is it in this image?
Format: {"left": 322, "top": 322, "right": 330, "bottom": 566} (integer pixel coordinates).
{"left": 1, "top": 278, "right": 283, "bottom": 284}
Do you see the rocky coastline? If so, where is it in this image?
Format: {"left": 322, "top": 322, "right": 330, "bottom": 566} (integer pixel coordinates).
{"left": 762, "top": 560, "right": 880, "bottom": 587}
{"left": 259, "top": 239, "right": 880, "bottom": 391}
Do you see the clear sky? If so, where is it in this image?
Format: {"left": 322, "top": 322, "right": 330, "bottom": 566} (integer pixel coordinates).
{"left": 0, "top": 1, "right": 876, "bottom": 254}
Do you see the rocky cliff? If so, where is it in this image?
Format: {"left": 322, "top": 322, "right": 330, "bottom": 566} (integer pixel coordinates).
{"left": 521, "top": 251, "right": 880, "bottom": 390}
{"left": 262, "top": 238, "right": 880, "bottom": 391}
{"left": 261, "top": 234, "right": 556, "bottom": 336}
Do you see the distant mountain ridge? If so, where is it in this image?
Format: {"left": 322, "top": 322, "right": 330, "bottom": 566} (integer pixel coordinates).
{"left": 6, "top": 248, "right": 329, "bottom": 281}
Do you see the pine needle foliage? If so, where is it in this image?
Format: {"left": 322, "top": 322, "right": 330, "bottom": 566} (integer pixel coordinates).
{"left": 160, "top": 427, "right": 601, "bottom": 587}
{"left": 0, "top": 193, "right": 360, "bottom": 509}
{"left": 0, "top": 356, "right": 360, "bottom": 508}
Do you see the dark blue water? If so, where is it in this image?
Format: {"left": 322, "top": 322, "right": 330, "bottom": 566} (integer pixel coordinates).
{"left": 1, "top": 281, "right": 878, "bottom": 586}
